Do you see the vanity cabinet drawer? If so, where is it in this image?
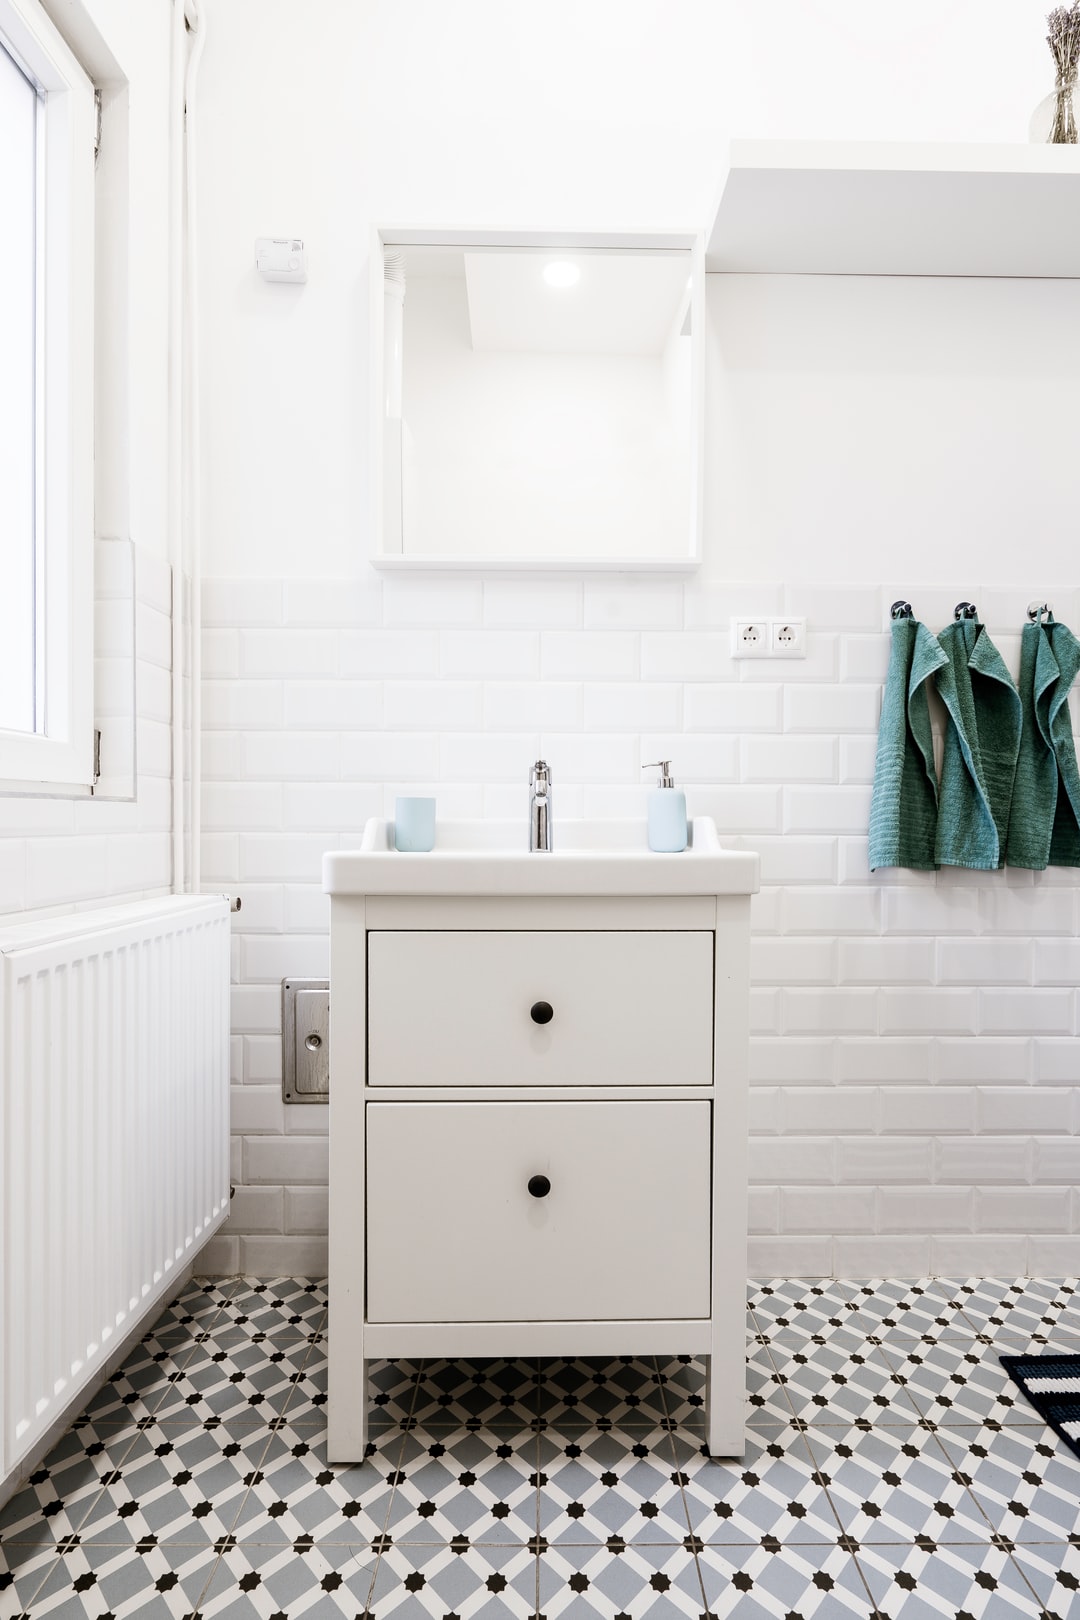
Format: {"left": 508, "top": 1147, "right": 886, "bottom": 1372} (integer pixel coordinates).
{"left": 365, "top": 1100, "right": 711, "bottom": 1323}
{"left": 366, "top": 931, "right": 713, "bottom": 1087}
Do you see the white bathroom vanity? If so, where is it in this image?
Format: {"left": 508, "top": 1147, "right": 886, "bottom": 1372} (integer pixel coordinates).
{"left": 323, "top": 817, "right": 758, "bottom": 1458}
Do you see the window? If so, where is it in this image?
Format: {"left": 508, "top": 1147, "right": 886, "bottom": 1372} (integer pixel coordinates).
{"left": 0, "top": 0, "right": 95, "bottom": 789}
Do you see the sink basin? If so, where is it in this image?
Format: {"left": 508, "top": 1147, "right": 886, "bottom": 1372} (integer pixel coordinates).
{"left": 323, "top": 817, "right": 759, "bottom": 897}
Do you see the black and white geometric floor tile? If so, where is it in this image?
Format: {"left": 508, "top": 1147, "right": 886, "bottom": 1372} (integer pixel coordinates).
{"left": 932, "top": 1424, "right": 1080, "bottom": 1546}
{"left": 149, "top": 1336, "right": 319, "bottom": 1427}
{"left": 878, "top": 1340, "right": 1043, "bottom": 1431}
{"left": 536, "top": 1541, "right": 707, "bottom": 1618}
{"left": 765, "top": 1326, "right": 925, "bottom": 1427}
{"left": 854, "top": 1537, "right": 1050, "bottom": 1619}
{"left": 367, "top": 1541, "right": 538, "bottom": 1617}
{"left": 231, "top": 1424, "right": 403, "bottom": 1547}
{"left": 0, "top": 1420, "right": 142, "bottom": 1550}
{"left": 668, "top": 1428, "right": 841, "bottom": 1546}
{"left": 13, "top": 1539, "right": 222, "bottom": 1618}
{"left": 533, "top": 1359, "right": 669, "bottom": 1431}
{"left": 696, "top": 1541, "right": 877, "bottom": 1618}
{"left": 388, "top": 1427, "right": 539, "bottom": 1546}
{"left": 13, "top": 1277, "right": 1080, "bottom": 1620}
{"left": 215, "top": 1277, "right": 327, "bottom": 1337}
{"left": 69, "top": 1419, "right": 277, "bottom": 1550}
{"left": 196, "top": 1540, "right": 374, "bottom": 1618}
{"left": 407, "top": 1360, "right": 540, "bottom": 1432}
{"left": 800, "top": 1421, "right": 998, "bottom": 1545}
{"left": 1007, "top": 1541, "right": 1080, "bottom": 1620}
{"left": 958, "top": 1279, "right": 1080, "bottom": 1347}
{"left": 536, "top": 1428, "right": 688, "bottom": 1546}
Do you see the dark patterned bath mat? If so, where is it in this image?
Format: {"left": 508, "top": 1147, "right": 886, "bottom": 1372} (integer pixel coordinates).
{"left": 999, "top": 1353, "right": 1080, "bottom": 1461}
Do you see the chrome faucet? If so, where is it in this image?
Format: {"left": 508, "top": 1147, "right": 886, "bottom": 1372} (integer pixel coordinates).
{"left": 529, "top": 760, "right": 553, "bottom": 852}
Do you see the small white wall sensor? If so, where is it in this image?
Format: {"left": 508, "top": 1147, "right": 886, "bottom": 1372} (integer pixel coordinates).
{"left": 255, "top": 237, "right": 307, "bottom": 283}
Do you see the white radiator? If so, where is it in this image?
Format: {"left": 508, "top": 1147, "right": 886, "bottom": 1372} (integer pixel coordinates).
{"left": 0, "top": 895, "right": 231, "bottom": 1483}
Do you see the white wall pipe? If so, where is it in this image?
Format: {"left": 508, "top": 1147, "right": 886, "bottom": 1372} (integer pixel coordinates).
{"left": 184, "top": 0, "right": 205, "bottom": 891}
{"left": 168, "top": 0, "right": 186, "bottom": 893}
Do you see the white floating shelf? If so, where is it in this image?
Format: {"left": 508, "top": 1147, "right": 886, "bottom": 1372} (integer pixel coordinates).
{"left": 706, "top": 140, "right": 1080, "bottom": 278}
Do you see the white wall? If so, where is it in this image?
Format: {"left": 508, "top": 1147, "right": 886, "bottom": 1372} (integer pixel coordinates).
{"left": 195, "top": 0, "right": 1080, "bottom": 1278}
{"left": 0, "top": 0, "right": 175, "bottom": 920}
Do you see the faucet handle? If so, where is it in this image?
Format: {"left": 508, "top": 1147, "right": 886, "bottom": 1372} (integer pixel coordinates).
{"left": 530, "top": 759, "right": 551, "bottom": 789}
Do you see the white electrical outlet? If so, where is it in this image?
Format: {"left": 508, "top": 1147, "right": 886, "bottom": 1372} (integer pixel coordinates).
{"left": 769, "top": 617, "right": 807, "bottom": 658}
{"left": 731, "top": 619, "right": 770, "bottom": 659}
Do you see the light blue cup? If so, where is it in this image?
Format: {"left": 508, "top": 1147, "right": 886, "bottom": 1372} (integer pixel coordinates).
{"left": 394, "top": 796, "right": 436, "bottom": 852}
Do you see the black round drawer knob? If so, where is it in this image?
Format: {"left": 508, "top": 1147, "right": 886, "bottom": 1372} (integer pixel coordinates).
{"left": 527, "top": 1174, "right": 551, "bottom": 1199}
{"left": 530, "top": 1001, "right": 554, "bottom": 1025}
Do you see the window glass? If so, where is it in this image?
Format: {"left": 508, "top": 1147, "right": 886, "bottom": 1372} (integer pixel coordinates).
{"left": 0, "top": 40, "right": 38, "bottom": 736}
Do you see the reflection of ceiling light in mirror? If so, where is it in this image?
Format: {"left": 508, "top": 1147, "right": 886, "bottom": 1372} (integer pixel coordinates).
{"left": 543, "top": 260, "right": 581, "bottom": 289}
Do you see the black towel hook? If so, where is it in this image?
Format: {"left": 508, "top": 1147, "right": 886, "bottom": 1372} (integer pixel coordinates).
{"left": 890, "top": 600, "right": 913, "bottom": 621}
{"left": 1027, "top": 600, "right": 1052, "bottom": 622}
{"left": 953, "top": 601, "right": 978, "bottom": 621}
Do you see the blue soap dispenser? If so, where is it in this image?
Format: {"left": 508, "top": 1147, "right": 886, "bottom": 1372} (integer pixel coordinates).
{"left": 643, "top": 760, "right": 687, "bottom": 852}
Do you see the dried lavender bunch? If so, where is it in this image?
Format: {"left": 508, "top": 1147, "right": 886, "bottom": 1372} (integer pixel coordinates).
{"left": 1046, "top": 2, "right": 1080, "bottom": 142}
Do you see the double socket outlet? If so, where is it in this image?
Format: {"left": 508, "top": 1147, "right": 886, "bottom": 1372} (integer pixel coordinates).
{"left": 731, "top": 617, "right": 807, "bottom": 659}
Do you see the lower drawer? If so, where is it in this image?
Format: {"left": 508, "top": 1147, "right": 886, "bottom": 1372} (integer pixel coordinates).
{"left": 365, "top": 1100, "right": 711, "bottom": 1324}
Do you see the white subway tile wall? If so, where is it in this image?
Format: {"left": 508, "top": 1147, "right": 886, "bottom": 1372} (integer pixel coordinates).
{"left": 182, "top": 577, "right": 1080, "bottom": 1278}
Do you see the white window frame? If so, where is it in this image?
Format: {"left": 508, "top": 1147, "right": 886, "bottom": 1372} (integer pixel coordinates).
{"left": 0, "top": 0, "right": 94, "bottom": 790}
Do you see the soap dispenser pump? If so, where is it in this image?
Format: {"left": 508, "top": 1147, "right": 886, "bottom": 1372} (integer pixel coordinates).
{"left": 642, "top": 760, "right": 687, "bottom": 853}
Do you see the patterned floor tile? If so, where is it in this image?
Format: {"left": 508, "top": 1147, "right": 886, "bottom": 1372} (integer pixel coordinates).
{"left": 408, "top": 1361, "right": 540, "bottom": 1431}
{"left": 766, "top": 1327, "right": 924, "bottom": 1427}
{"left": 879, "top": 1340, "right": 1045, "bottom": 1431}
{"left": 697, "top": 1542, "right": 876, "bottom": 1617}
{"left": 933, "top": 1425, "right": 1080, "bottom": 1545}
{"left": 216, "top": 1277, "right": 327, "bottom": 1337}
{"left": 855, "top": 1538, "right": 1047, "bottom": 1618}
{"left": 72, "top": 1419, "right": 277, "bottom": 1549}
{"left": 152, "top": 1275, "right": 240, "bottom": 1325}
{"left": 749, "top": 1279, "right": 864, "bottom": 1340}
{"left": 534, "top": 1359, "right": 669, "bottom": 1431}
{"left": 0, "top": 1540, "right": 63, "bottom": 1614}
{"left": 537, "top": 1428, "right": 689, "bottom": 1546}
{"left": 654, "top": 1357, "right": 706, "bottom": 1429}
{"left": 198, "top": 1541, "right": 375, "bottom": 1617}
{"left": 670, "top": 1427, "right": 842, "bottom": 1546}
{"left": 150, "top": 1335, "right": 318, "bottom": 1425}
{"left": 369, "top": 1359, "right": 423, "bottom": 1429}
{"left": 839, "top": 1279, "right": 979, "bottom": 1344}
{"left": 743, "top": 1339, "right": 800, "bottom": 1429}
{"left": 1008, "top": 1542, "right": 1080, "bottom": 1620}
{"left": 802, "top": 1422, "right": 996, "bottom": 1545}
{"left": 232, "top": 1425, "right": 404, "bottom": 1547}
{"left": 0, "top": 1419, "right": 141, "bottom": 1548}
{"left": 538, "top": 1542, "right": 706, "bottom": 1618}
{"left": 388, "top": 1428, "right": 539, "bottom": 1545}
{"left": 956, "top": 1280, "right": 1080, "bottom": 1347}
{"left": 19, "top": 1540, "right": 221, "bottom": 1617}
{"left": 80, "top": 1337, "right": 201, "bottom": 1426}
{"left": 368, "top": 1541, "right": 538, "bottom": 1617}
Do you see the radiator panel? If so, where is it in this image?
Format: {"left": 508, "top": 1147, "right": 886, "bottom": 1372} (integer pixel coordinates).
{"left": 0, "top": 897, "right": 230, "bottom": 1477}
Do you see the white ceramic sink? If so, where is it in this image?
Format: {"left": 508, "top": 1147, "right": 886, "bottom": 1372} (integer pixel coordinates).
{"left": 323, "top": 817, "right": 759, "bottom": 897}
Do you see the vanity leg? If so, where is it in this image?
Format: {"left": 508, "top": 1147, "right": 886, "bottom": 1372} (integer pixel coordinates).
{"left": 704, "top": 1349, "right": 745, "bottom": 1460}
{"left": 327, "top": 1355, "right": 368, "bottom": 1463}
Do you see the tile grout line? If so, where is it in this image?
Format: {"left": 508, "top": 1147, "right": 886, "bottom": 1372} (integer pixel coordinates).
{"left": 651, "top": 1349, "right": 714, "bottom": 1617}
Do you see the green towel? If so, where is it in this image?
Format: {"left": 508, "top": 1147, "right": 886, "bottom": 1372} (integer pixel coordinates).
{"left": 1005, "top": 612, "right": 1080, "bottom": 870}
{"left": 869, "top": 618, "right": 946, "bottom": 871}
{"left": 934, "top": 618, "right": 1021, "bottom": 870}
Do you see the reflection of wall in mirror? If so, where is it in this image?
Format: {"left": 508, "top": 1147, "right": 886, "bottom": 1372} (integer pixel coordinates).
{"left": 395, "top": 267, "right": 692, "bottom": 561}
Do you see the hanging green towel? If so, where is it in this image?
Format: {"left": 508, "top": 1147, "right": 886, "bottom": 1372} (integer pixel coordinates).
{"left": 869, "top": 617, "right": 946, "bottom": 871}
{"left": 1005, "top": 612, "right": 1080, "bottom": 869}
{"left": 934, "top": 618, "right": 1021, "bottom": 870}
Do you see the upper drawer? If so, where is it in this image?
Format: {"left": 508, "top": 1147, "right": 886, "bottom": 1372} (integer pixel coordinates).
{"left": 366, "top": 930, "right": 713, "bottom": 1087}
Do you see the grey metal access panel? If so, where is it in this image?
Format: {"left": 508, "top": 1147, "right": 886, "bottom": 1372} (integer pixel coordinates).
{"left": 282, "top": 978, "right": 329, "bottom": 1103}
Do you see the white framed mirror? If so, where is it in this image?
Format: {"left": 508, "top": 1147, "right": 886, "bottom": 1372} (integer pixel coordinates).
{"left": 370, "top": 227, "right": 705, "bottom": 570}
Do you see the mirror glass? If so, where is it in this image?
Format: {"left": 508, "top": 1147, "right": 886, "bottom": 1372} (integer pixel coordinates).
{"left": 378, "top": 239, "right": 700, "bottom": 566}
